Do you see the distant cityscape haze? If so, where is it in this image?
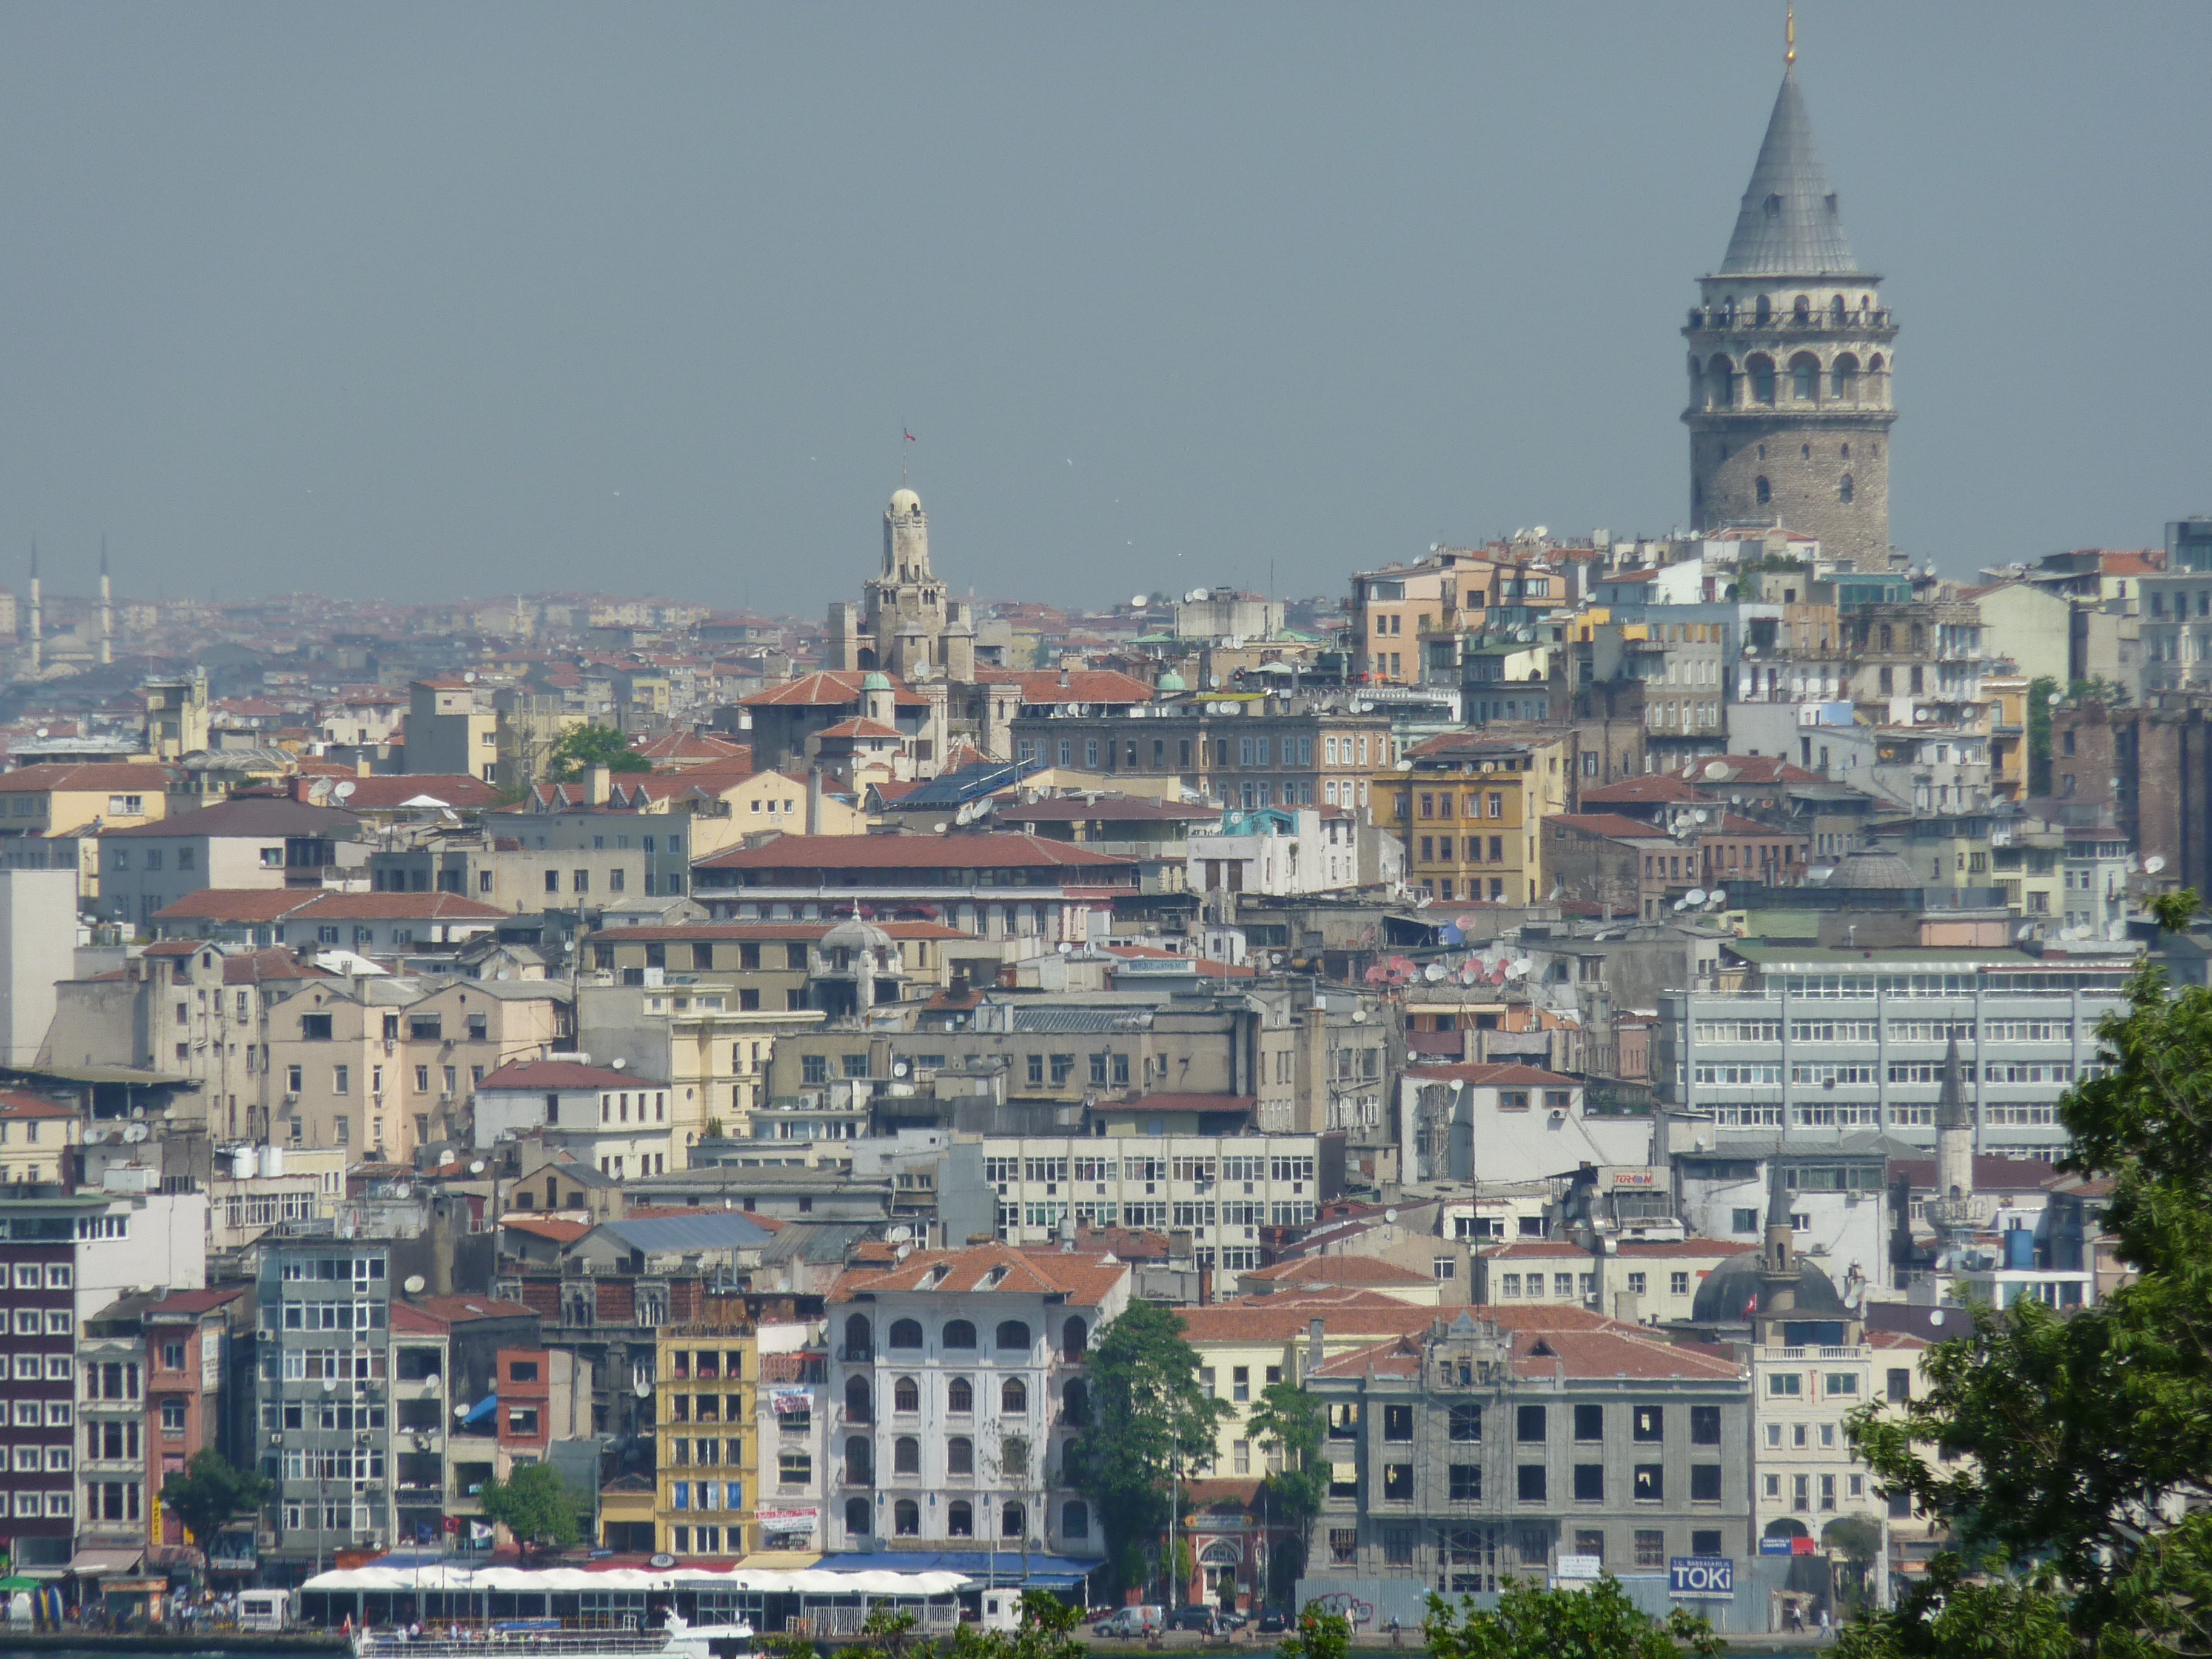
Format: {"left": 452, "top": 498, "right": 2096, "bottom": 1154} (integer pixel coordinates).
{"left": 0, "top": 4, "right": 2205, "bottom": 611}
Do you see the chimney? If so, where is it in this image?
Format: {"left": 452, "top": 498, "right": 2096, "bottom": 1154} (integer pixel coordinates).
{"left": 356, "top": 758, "right": 372, "bottom": 778}
{"left": 585, "top": 764, "right": 611, "bottom": 807}
{"left": 1306, "top": 1317, "right": 1324, "bottom": 1376}
{"left": 806, "top": 768, "right": 824, "bottom": 835}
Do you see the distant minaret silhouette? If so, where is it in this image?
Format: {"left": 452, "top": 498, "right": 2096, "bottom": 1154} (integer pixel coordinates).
{"left": 98, "top": 538, "right": 113, "bottom": 666}
{"left": 27, "top": 545, "right": 41, "bottom": 675}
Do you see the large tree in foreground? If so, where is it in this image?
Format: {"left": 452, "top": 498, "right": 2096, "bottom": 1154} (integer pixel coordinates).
{"left": 1068, "top": 1300, "right": 1233, "bottom": 1595}
{"left": 546, "top": 723, "right": 651, "bottom": 779}
{"left": 1843, "top": 890, "right": 2212, "bottom": 1658}
{"left": 159, "top": 1450, "right": 270, "bottom": 1552}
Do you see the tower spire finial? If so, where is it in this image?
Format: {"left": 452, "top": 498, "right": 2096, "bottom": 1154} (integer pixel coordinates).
{"left": 1785, "top": 3, "right": 1796, "bottom": 69}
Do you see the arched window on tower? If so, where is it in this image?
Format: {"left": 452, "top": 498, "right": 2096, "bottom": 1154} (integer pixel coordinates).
{"left": 1755, "top": 295, "right": 1773, "bottom": 326}
{"left": 1755, "top": 476, "right": 1772, "bottom": 506}
{"left": 1792, "top": 295, "right": 1811, "bottom": 324}
{"left": 1840, "top": 475, "right": 1855, "bottom": 504}
{"left": 1747, "top": 355, "right": 1777, "bottom": 406}
{"left": 1830, "top": 293, "right": 1847, "bottom": 324}
{"left": 1789, "top": 353, "right": 1820, "bottom": 401}
{"left": 1831, "top": 354, "right": 1860, "bottom": 403}
{"left": 1707, "top": 355, "right": 1735, "bottom": 409}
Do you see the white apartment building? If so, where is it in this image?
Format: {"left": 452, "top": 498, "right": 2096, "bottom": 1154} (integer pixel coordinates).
{"left": 1187, "top": 807, "right": 1359, "bottom": 897}
{"left": 1751, "top": 1337, "right": 1879, "bottom": 1548}
{"left": 825, "top": 1245, "right": 1131, "bottom": 1558}
{"left": 965, "top": 1134, "right": 1332, "bottom": 1273}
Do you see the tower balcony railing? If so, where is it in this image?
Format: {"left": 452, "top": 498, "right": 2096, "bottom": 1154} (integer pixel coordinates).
{"left": 1687, "top": 308, "right": 1896, "bottom": 333}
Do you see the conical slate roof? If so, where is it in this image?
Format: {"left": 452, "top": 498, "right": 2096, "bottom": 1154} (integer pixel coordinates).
{"left": 1718, "top": 73, "right": 1859, "bottom": 277}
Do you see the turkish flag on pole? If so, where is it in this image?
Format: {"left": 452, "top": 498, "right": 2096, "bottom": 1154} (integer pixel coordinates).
{"left": 904, "top": 430, "right": 917, "bottom": 443}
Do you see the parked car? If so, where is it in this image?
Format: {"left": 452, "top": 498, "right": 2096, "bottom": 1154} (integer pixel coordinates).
{"left": 1166, "top": 1607, "right": 1221, "bottom": 1634}
{"left": 1257, "top": 1612, "right": 1288, "bottom": 1635}
{"left": 1093, "top": 1607, "right": 1162, "bottom": 1638}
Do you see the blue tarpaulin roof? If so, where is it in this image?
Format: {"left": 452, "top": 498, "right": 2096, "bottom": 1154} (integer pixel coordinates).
{"left": 461, "top": 1395, "right": 498, "bottom": 1428}
{"left": 819, "top": 1549, "right": 1105, "bottom": 1589}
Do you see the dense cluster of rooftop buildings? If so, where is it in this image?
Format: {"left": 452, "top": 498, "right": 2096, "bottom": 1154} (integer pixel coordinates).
{"left": 0, "top": 45, "right": 2180, "bottom": 1644}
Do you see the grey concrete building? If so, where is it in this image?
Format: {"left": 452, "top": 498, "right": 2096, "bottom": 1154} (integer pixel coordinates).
{"left": 1299, "top": 1308, "right": 1751, "bottom": 1592}
{"left": 1684, "top": 59, "right": 1897, "bottom": 571}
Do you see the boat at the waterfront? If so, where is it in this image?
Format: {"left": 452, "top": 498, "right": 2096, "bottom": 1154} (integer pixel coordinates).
{"left": 352, "top": 1612, "right": 752, "bottom": 1659}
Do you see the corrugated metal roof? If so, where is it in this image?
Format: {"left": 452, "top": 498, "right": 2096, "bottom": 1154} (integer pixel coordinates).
{"left": 888, "top": 757, "right": 1042, "bottom": 810}
{"left": 757, "top": 1221, "right": 875, "bottom": 1265}
{"left": 595, "top": 1213, "right": 774, "bottom": 1253}
{"left": 1009, "top": 1008, "right": 1155, "bottom": 1034}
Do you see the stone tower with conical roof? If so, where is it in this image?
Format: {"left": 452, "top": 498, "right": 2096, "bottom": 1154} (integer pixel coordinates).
{"left": 1684, "top": 37, "right": 1898, "bottom": 571}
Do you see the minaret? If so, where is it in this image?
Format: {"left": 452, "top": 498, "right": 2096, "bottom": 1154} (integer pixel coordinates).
{"left": 98, "top": 539, "right": 113, "bottom": 666}
{"left": 1754, "top": 1151, "right": 1801, "bottom": 1343}
{"left": 1683, "top": 16, "right": 1899, "bottom": 571}
{"left": 27, "top": 545, "right": 42, "bottom": 675}
{"left": 1932, "top": 1036, "right": 1976, "bottom": 1279}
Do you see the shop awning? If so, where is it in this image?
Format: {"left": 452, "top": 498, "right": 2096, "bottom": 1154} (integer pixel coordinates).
{"left": 66, "top": 1549, "right": 142, "bottom": 1578}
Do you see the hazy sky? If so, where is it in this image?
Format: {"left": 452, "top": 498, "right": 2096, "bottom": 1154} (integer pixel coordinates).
{"left": 2, "top": 4, "right": 2207, "bottom": 615}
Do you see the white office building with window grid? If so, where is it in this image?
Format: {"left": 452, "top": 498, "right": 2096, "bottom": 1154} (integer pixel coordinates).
{"left": 965, "top": 1134, "right": 1333, "bottom": 1272}
{"left": 1657, "top": 951, "right": 2133, "bottom": 1158}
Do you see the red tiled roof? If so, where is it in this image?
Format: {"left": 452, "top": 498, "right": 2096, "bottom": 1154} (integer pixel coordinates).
{"left": 828, "top": 1243, "right": 1128, "bottom": 1306}
{"left": 741, "top": 672, "right": 928, "bottom": 709}
{"left": 1241, "top": 1256, "right": 1433, "bottom": 1288}
{"left": 0, "top": 1093, "right": 75, "bottom": 1121}
{"left": 1580, "top": 776, "right": 1704, "bottom": 804}
{"left": 1550, "top": 812, "right": 1671, "bottom": 841}
{"left": 974, "top": 669, "right": 1158, "bottom": 706}
{"left": 501, "top": 1216, "right": 591, "bottom": 1244}
{"left": 480, "top": 1059, "right": 665, "bottom": 1091}
{"left": 290, "top": 893, "right": 505, "bottom": 921}
{"left": 1310, "top": 1311, "right": 1743, "bottom": 1383}
{"left": 1614, "top": 1238, "right": 1755, "bottom": 1260}
{"left": 816, "top": 718, "right": 903, "bottom": 742}
{"left": 0, "top": 763, "right": 170, "bottom": 793}
{"left": 153, "top": 890, "right": 324, "bottom": 924}
{"left": 322, "top": 776, "right": 504, "bottom": 810}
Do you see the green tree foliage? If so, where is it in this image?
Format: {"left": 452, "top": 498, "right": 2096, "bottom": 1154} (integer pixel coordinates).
{"left": 1069, "top": 1300, "right": 1235, "bottom": 1591}
{"left": 475, "top": 1461, "right": 586, "bottom": 1555}
{"left": 947, "top": 1592, "right": 1087, "bottom": 1659}
{"left": 546, "top": 723, "right": 651, "bottom": 779}
{"left": 2066, "top": 675, "right": 2131, "bottom": 709}
{"left": 1421, "top": 1581, "right": 1722, "bottom": 1659}
{"left": 1246, "top": 1381, "right": 1326, "bottom": 1591}
{"left": 158, "top": 1450, "right": 271, "bottom": 1550}
{"left": 1842, "top": 889, "right": 2212, "bottom": 1655}
{"left": 2026, "top": 674, "right": 2059, "bottom": 797}
{"left": 1822, "top": 1514, "right": 1884, "bottom": 1608}
{"left": 762, "top": 1605, "right": 922, "bottom": 1659}
{"left": 1275, "top": 1603, "right": 1351, "bottom": 1659}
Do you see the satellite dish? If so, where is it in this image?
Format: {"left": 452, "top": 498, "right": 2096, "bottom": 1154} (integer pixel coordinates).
{"left": 611, "top": 1057, "right": 625, "bottom": 1071}
{"left": 463, "top": 671, "right": 476, "bottom": 683}
{"left": 1208, "top": 675, "right": 1223, "bottom": 688}
{"left": 32, "top": 729, "right": 45, "bottom": 740}
{"left": 1707, "top": 890, "right": 1728, "bottom": 908}
{"left": 895, "top": 1244, "right": 913, "bottom": 1261}
{"left": 468, "top": 1160, "right": 484, "bottom": 1175}
{"left": 648, "top": 1553, "right": 677, "bottom": 1570}
{"left": 1686, "top": 888, "right": 1708, "bottom": 906}
{"left": 1383, "top": 1208, "right": 1399, "bottom": 1225}
{"left": 1692, "top": 809, "right": 1709, "bottom": 823}
{"left": 1914, "top": 709, "right": 1931, "bottom": 723}
{"left": 1702, "top": 760, "right": 1729, "bottom": 781}
{"left": 1193, "top": 587, "right": 1211, "bottom": 602}
{"left": 1928, "top": 1309, "right": 1945, "bottom": 1328}
{"left": 1673, "top": 898, "right": 1689, "bottom": 911}
{"left": 2147, "top": 855, "right": 2168, "bottom": 874}
{"left": 1424, "top": 962, "right": 1446, "bottom": 982}
{"left": 454, "top": 1404, "right": 469, "bottom": 1419}
{"left": 1505, "top": 960, "right": 1528, "bottom": 978}
{"left": 333, "top": 781, "right": 357, "bottom": 801}
{"left": 1057, "top": 941, "right": 1072, "bottom": 954}
{"left": 892, "top": 1060, "right": 910, "bottom": 1078}
{"left": 889, "top": 1225, "right": 913, "bottom": 1243}
{"left": 1131, "top": 594, "right": 1148, "bottom": 609}
{"left": 404, "top": 1275, "right": 426, "bottom": 1295}
{"left": 1351, "top": 1009, "right": 1367, "bottom": 1024}
{"left": 2016, "top": 922, "right": 2036, "bottom": 940}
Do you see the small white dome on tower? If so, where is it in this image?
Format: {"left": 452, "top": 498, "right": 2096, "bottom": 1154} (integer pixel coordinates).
{"left": 889, "top": 488, "right": 922, "bottom": 517}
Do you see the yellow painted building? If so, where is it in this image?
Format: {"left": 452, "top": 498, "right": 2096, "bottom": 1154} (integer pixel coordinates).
{"left": 0, "top": 1093, "right": 81, "bottom": 1185}
{"left": 1390, "top": 731, "right": 1569, "bottom": 905}
{"left": 0, "top": 762, "right": 170, "bottom": 899}
{"left": 1175, "top": 1300, "right": 1438, "bottom": 1472}
{"left": 655, "top": 1314, "right": 759, "bottom": 1558}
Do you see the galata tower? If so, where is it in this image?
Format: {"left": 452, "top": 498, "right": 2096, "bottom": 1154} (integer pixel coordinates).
{"left": 1684, "top": 27, "right": 1897, "bottom": 571}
